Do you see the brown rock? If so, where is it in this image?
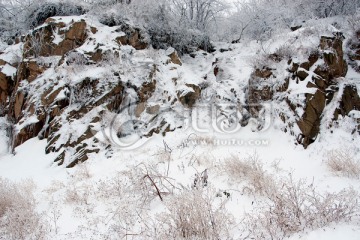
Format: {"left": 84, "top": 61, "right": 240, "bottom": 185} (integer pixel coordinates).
{"left": 306, "top": 82, "right": 317, "bottom": 88}
{"left": 115, "top": 27, "right": 148, "bottom": 50}
{"left": 297, "top": 70, "right": 309, "bottom": 80}
{"left": 300, "top": 62, "right": 310, "bottom": 71}
{"left": 90, "top": 27, "right": 98, "bottom": 34}
{"left": 66, "top": 148, "right": 100, "bottom": 168}
{"left": 318, "top": 36, "right": 347, "bottom": 79}
{"left": 177, "top": 84, "right": 201, "bottom": 108}
{"left": 146, "top": 104, "right": 160, "bottom": 115}
{"left": 0, "top": 72, "right": 8, "bottom": 91}
{"left": 308, "top": 51, "right": 319, "bottom": 66}
{"left": 277, "top": 77, "right": 290, "bottom": 92}
{"left": 214, "top": 66, "right": 219, "bottom": 76}
{"left": 45, "top": 18, "right": 56, "bottom": 23}
{"left": 89, "top": 49, "right": 103, "bottom": 62}
{"left": 0, "top": 91, "right": 6, "bottom": 106}
{"left": 13, "top": 115, "right": 46, "bottom": 148}
{"left": 138, "top": 80, "right": 156, "bottom": 102}
{"left": 65, "top": 21, "right": 87, "bottom": 42}
{"left": 17, "top": 61, "right": 46, "bottom": 82}
{"left": 135, "top": 102, "right": 146, "bottom": 117}
{"left": 297, "top": 90, "right": 326, "bottom": 148}
{"left": 288, "top": 62, "right": 299, "bottom": 73}
{"left": 314, "top": 76, "right": 326, "bottom": 89}
{"left": 254, "top": 68, "right": 273, "bottom": 79}
{"left": 41, "top": 86, "right": 65, "bottom": 106}
{"left": 14, "top": 92, "right": 25, "bottom": 120}
{"left": 24, "top": 20, "right": 88, "bottom": 58}
{"left": 340, "top": 85, "right": 360, "bottom": 115}
{"left": 54, "top": 151, "right": 65, "bottom": 165}
{"left": 168, "top": 51, "right": 182, "bottom": 65}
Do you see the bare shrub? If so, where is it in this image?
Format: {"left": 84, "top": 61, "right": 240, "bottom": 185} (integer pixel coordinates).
{"left": 347, "top": 14, "right": 360, "bottom": 33}
{"left": 156, "top": 188, "right": 234, "bottom": 240}
{"left": 24, "top": 28, "right": 52, "bottom": 58}
{"left": 272, "top": 44, "right": 296, "bottom": 61}
{"left": 65, "top": 51, "right": 88, "bottom": 66}
{"left": 0, "top": 178, "right": 48, "bottom": 240}
{"left": 0, "top": 104, "right": 5, "bottom": 117}
{"left": 92, "top": 166, "right": 175, "bottom": 239}
{"left": 243, "top": 176, "right": 360, "bottom": 239}
{"left": 249, "top": 54, "right": 271, "bottom": 69}
{"left": 74, "top": 163, "right": 92, "bottom": 180}
{"left": 222, "top": 152, "right": 276, "bottom": 195}
{"left": 325, "top": 148, "right": 360, "bottom": 178}
{"left": 64, "top": 183, "right": 92, "bottom": 205}
{"left": 43, "top": 180, "right": 65, "bottom": 195}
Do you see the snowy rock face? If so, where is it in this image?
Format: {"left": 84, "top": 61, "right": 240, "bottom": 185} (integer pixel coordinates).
{"left": 1, "top": 15, "right": 360, "bottom": 167}
{"left": 251, "top": 34, "right": 360, "bottom": 148}
{"left": 0, "top": 16, "right": 203, "bottom": 167}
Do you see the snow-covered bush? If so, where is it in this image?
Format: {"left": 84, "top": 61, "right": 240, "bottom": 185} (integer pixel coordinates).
{"left": 306, "top": 0, "right": 360, "bottom": 18}
{"left": 272, "top": 44, "right": 296, "bottom": 61}
{"left": 0, "top": 0, "right": 87, "bottom": 42}
{"left": 26, "top": 2, "right": 87, "bottom": 29}
{"left": 65, "top": 51, "right": 89, "bottom": 66}
{"left": 325, "top": 148, "right": 360, "bottom": 178}
{"left": 144, "top": 2, "right": 215, "bottom": 54}
{"left": 68, "top": 78, "right": 94, "bottom": 106}
{"left": 24, "top": 28, "right": 50, "bottom": 58}
{"left": 156, "top": 188, "right": 234, "bottom": 240}
{"left": 226, "top": 0, "right": 360, "bottom": 42}
{"left": 90, "top": 0, "right": 215, "bottom": 54}
{"left": 222, "top": 152, "right": 276, "bottom": 195}
{"left": 168, "top": 0, "right": 228, "bottom": 32}
{"left": 0, "top": 178, "right": 48, "bottom": 240}
{"left": 244, "top": 176, "right": 360, "bottom": 239}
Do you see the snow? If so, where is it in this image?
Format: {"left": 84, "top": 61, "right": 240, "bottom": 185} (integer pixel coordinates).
{"left": 1, "top": 113, "right": 360, "bottom": 239}
{"left": 1, "top": 14, "right": 360, "bottom": 240}
{"left": 0, "top": 63, "right": 16, "bottom": 76}
{"left": 0, "top": 118, "right": 8, "bottom": 157}
{"left": 16, "top": 115, "right": 39, "bottom": 131}
{"left": 0, "top": 138, "right": 66, "bottom": 188}
{"left": 349, "top": 110, "right": 360, "bottom": 118}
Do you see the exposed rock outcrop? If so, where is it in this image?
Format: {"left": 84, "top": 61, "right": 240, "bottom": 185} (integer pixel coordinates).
{"left": 177, "top": 84, "right": 201, "bottom": 108}
{"left": 1, "top": 16, "right": 192, "bottom": 167}
{"left": 248, "top": 33, "right": 359, "bottom": 148}
{"left": 115, "top": 25, "right": 148, "bottom": 50}
{"left": 24, "top": 19, "right": 88, "bottom": 58}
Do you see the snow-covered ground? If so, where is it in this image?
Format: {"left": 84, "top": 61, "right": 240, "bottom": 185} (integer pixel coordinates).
{"left": 0, "top": 116, "right": 359, "bottom": 239}
{"left": 1, "top": 16, "right": 360, "bottom": 239}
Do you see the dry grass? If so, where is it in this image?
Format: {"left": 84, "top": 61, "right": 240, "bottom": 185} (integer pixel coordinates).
{"left": 243, "top": 176, "right": 360, "bottom": 239}
{"left": 0, "top": 178, "right": 48, "bottom": 240}
{"left": 220, "top": 152, "right": 360, "bottom": 239}
{"left": 325, "top": 149, "right": 360, "bottom": 178}
{"left": 156, "top": 188, "right": 234, "bottom": 240}
{"left": 222, "top": 152, "right": 276, "bottom": 195}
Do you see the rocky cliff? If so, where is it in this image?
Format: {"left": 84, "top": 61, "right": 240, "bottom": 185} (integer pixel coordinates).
{"left": 248, "top": 31, "right": 360, "bottom": 148}
{"left": 0, "top": 16, "right": 204, "bottom": 167}
{"left": 0, "top": 16, "right": 359, "bottom": 167}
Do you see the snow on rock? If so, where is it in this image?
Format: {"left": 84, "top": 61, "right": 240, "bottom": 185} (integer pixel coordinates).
{"left": 0, "top": 13, "right": 360, "bottom": 240}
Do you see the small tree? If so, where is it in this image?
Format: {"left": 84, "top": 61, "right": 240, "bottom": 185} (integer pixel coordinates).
{"left": 170, "top": 0, "right": 228, "bottom": 32}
